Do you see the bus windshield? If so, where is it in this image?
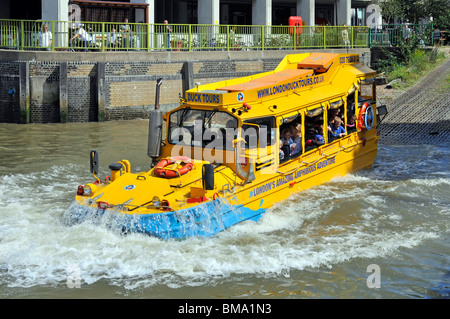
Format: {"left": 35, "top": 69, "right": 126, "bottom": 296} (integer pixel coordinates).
{"left": 168, "top": 108, "right": 238, "bottom": 149}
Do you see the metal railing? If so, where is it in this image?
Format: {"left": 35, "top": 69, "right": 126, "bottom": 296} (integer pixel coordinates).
{"left": 369, "top": 24, "right": 434, "bottom": 47}
{"left": 0, "top": 19, "right": 389, "bottom": 52}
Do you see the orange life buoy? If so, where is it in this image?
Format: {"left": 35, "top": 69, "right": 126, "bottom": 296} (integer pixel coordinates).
{"left": 154, "top": 156, "right": 193, "bottom": 178}
{"left": 358, "top": 102, "right": 374, "bottom": 131}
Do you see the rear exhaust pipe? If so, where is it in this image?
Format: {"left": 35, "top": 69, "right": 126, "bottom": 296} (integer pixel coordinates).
{"left": 154, "top": 78, "right": 162, "bottom": 109}
{"left": 148, "top": 78, "right": 163, "bottom": 167}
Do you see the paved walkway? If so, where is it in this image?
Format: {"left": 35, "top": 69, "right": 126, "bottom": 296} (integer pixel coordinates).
{"left": 378, "top": 54, "right": 450, "bottom": 145}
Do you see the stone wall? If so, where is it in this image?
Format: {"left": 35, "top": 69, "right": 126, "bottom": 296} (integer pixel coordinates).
{"left": 0, "top": 48, "right": 370, "bottom": 123}
{"left": 0, "top": 61, "right": 20, "bottom": 123}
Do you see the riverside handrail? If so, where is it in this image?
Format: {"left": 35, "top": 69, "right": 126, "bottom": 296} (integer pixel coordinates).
{"left": 370, "top": 23, "right": 434, "bottom": 47}
{"left": 0, "top": 19, "right": 374, "bottom": 52}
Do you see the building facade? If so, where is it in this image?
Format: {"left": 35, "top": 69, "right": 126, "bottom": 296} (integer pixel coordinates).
{"left": 0, "top": 0, "right": 375, "bottom": 27}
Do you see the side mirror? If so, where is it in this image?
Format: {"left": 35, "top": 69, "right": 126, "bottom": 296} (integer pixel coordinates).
{"left": 376, "top": 105, "right": 388, "bottom": 128}
{"left": 377, "top": 104, "right": 388, "bottom": 116}
{"left": 90, "top": 150, "right": 99, "bottom": 175}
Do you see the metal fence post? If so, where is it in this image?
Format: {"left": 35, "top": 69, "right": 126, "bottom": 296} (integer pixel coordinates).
{"left": 323, "top": 26, "right": 326, "bottom": 49}
{"left": 101, "top": 22, "right": 105, "bottom": 52}
{"left": 20, "top": 20, "right": 24, "bottom": 51}
{"left": 351, "top": 26, "right": 354, "bottom": 48}
{"left": 52, "top": 21, "right": 55, "bottom": 51}
{"left": 226, "top": 26, "right": 229, "bottom": 51}
{"left": 189, "top": 24, "right": 192, "bottom": 52}
{"left": 294, "top": 27, "right": 297, "bottom": 50}
{"left": 147, "top": 23, "right": 150, "bottom": 52}
{"left": 261, "top": 25, "right": 264, "bottom": 51}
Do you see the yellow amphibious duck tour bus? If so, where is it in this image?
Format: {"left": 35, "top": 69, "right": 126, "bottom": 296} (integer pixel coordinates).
{"left": 67, "top": 52, "right": 387, "bottom": 239}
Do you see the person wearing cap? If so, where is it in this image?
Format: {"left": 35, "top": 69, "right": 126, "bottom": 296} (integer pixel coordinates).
{"left": 70, "top": 23, "right": 93, "bottom": 51}
{"left": 313, "top": 134, "right": 325, "bottom": 145}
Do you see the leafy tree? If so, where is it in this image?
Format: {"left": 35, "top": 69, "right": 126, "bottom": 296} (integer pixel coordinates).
{"left": 425, "top": 0, "right": 450, "bottom": 29}
{"left": 380, "top": 0, "right": 450, "bottom": 29}
{"left": 379, "top": 0, "right": 425, "bottom": 24}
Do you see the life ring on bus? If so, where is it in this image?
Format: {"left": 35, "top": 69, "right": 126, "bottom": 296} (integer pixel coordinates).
{"left": 358, "top": 102, "right": 374, "bottom": 130}
{"left": 154, "top": 156, "right": 194, "bottom": 178}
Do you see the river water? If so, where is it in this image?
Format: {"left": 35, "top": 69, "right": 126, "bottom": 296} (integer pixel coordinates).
{"left": 0, "top": 119, "right": 448, "bottom": 299}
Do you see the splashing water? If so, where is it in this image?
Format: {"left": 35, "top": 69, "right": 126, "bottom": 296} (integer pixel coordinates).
{"left": 0, "top": 122, "right": 448, "bottom": 298}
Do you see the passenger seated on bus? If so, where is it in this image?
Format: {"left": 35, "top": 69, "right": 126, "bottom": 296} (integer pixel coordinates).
{"left": 304, "top": 124, "right": 320, "bottom": 151}
{"left": 280, "top": 127, "right": 293, "bottom": 160}
{"left": 313, "top": 116, "right": 323, "bottom": 124}
{"left": 281, "top": 127, "right": 293, "bottom": 145}
{"left": 314, "top": 134, "right": 325, "bottom": 145}
{"left": 328, "top": 108, "right": 343, "bottom": 126}
{"left": 346, "top": 114, "right": 357, "bottom": 133}
{"left": 305, "top": 134, "right": 324, "bottom": 148}
{"left": 315, "top": 124, "right": 324, "bottom": 137}
{"left": 313, "top": 116, "right": 323, "bottom": 132}
{"left": 290, "top": 124, "right": 302, "bottom": 157}
{"left": 329, "top": 117, "right": 346, "bottom": 139}
{"left": 305, "top": 124, "right": 316, "bottom": 140}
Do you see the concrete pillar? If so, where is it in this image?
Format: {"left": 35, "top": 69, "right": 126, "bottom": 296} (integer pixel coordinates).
{"left": 296, "top": 0, "right": 314, "bottom": 27}
{"left": 59, "top": 62, "right": 68, "bottom": 123}
{"left": 252, "top": 0, "right": 272, "bottom": 26}
{"left": 97, "top": 63, "right": 106, "bottom": 122}
{"left": 198, "top": 0, "right": 220, "bottom": 25}
{"left": 19, "top": 62, "right": 30, "bottom": 124}
{"left": 41, "top": 0, "right": 68, "bottom": 20}
{"left": 42, "top": 0, "right": 69, "bottom": 48}
{"left": 336, "top": 0, "right": 351, "bottom": 26}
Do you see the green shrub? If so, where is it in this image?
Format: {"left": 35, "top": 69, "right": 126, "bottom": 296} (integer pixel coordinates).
{"left": 377, "top": 38, "right": 445, "bottom": 87}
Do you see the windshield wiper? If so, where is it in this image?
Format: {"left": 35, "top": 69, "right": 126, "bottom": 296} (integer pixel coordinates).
{"left": 177, "top": 107, "right": 191, "bottom": 127}
{"left": 204, "top": 108, "right": 218, "bottom": 128}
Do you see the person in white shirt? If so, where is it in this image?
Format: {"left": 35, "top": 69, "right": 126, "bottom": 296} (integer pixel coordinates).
{"left": 70, "top": 23, "right": 93, "bottom": 51}
{"left": 38, "top": 24, "right": 52, "bottom": 51}
{"left": 341, "top": 24, "right": 350, "bottom": 49}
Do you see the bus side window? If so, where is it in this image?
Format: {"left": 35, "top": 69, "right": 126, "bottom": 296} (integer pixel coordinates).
{"left": 243, "top": 116, "right": 276, "bottom": 148}
{"left": 328, "top": 104, "right": 345, "bottom": 142}
{"left": 305, "top": 114, "right": 324, "bottom": 151}
{"left": 346, "top": 93, "right": 357, "bottom": 134}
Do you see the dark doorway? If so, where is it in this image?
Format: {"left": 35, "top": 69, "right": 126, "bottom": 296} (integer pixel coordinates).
{"left": 10, "top": 0, "right": 41, "bottom": 20}
{"left": 220, "top": 1, "right": 252, "bottom": 25}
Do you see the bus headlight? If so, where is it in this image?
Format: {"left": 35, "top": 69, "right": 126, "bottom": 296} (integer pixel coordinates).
{"left": 83, "top": 183, "right": 97, "bottom": 196}
{"left": 152, "top": 196, "right": 161, "bottom": 207}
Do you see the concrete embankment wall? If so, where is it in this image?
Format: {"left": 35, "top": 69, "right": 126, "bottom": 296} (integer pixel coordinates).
{"left": 0, "top": 48, "right": 370, "bottom": 124}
